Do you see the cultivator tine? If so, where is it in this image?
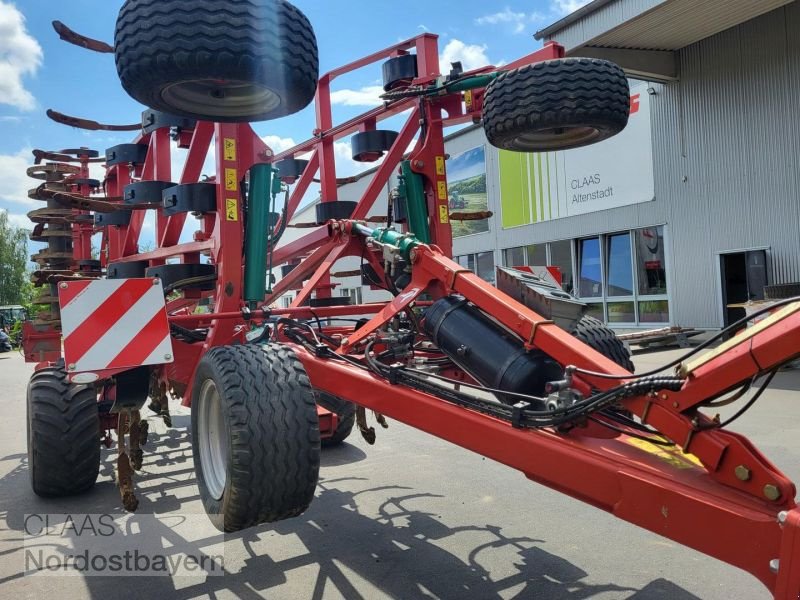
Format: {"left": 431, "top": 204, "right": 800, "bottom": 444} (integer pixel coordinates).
{"left": 356, "top": 406, "right": 377, "bottom": 445}
{"left": 32, "top": 148, "right": 105, "bottom": 164}
{"left": 47, "top": 109, "right": 140, "bottom": 132}
{"left": 117, "top": 410, "right": 141, "bottom": 512}
{"left": 52, "top": 20, "right": 114, "bottom": 53}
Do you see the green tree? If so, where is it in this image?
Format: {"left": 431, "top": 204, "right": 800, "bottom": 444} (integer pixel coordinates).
{"left": 0, "top": 211, "right": 31, "bottom": 306}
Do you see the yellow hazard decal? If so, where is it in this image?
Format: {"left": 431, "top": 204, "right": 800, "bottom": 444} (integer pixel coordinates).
{"left": 225, "top": 168, "right": 238, "bottom": 191}
{"left": 435, "top": 156, "right": 445, "bottom": 176}
{"left": 464, "top": 89, "right": 473, "bottom": 109}
{"left": 438, "top": 205, "right": 449, "bottom": 224}
{"left": 625, "top": 437, "right": 703, "bottom": 470}
{"left": 224, "top": 138, "right": 237, "bottom": 162}
{"left": 437, "top": 181, "right": 448, "bottom": 200}
{"left": 225, "top": 198, "right": 238, "bottom": 221}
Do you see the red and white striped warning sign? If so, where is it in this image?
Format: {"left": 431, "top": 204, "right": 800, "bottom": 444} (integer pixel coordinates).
{"left": 59, "top": 278, "right": 174, "bottom": 374}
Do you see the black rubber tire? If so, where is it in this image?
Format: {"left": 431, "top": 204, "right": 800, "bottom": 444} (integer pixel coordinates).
{"left": 570, "top": 315, "right": 634, "bottom": 372}
{"left": 191, "top": 343, "right": 320, "bottom": 532}
{"left": 114, "top": 0, "right": 319, "bottom": 122}
{"left": 764, "top": 283, "right": 800, "bottom": 300}
{"left": 482, "top": 58, "right": 630, "bottom": 152}
{"left": 27, "top": 367, "right": 100, "bottom": 497}
{"left": 317, "top": 392, "right": 356, "bottom": 447}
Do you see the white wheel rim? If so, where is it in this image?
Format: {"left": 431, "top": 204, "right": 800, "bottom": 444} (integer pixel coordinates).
{"left": 197, "top": 379, "right": 228, "bottom": 500}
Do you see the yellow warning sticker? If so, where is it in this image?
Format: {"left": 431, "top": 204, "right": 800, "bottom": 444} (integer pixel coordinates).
{"left": 225, "top": 168, "right": 238, "bottom": 192}
{"left": 625, "top": 437, "right": 703, "bottom": 470}
{"left": 438, "top": 205, "right": 449, "bottom": 224}
{"left": 224, "top": 138, "right": 237, "bottom": 162}
{"left": 464, "top": 89, "right": 473, "bottom": 109}
{"left": 435, "top": 156, "right": 445, "bottom": 176}
{"left": 225, "top": 198, "right": 238, "bottom": 221}
{"left": 437, "top": 181, "right": 448, "bottom": 200}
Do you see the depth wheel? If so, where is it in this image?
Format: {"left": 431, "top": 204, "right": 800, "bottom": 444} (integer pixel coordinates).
{"left": 114, "top": 0, "right": 319, "bottom": 122}
{"left": 570, "top": 315, "right": 634, "bottom": 372}
{"left": 317, "top": 392, "right": 356, "bottom": 447}
{"left": 27, "top": 367, "right": 100, "bottom": 497}
{"left": 482, "top": 58, "right": 630, "bottom": 152}
{"left": 191, "top": 343, "right": 320, "bottom": 532}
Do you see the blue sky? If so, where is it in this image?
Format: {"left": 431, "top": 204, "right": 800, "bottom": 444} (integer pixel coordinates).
{"left": 0, "top": 0, "right": 589, "bottom": 232}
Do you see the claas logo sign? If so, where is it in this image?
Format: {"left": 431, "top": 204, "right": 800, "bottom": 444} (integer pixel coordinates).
{"left": 630, "top": 94, "right": 641, "bottom": 115}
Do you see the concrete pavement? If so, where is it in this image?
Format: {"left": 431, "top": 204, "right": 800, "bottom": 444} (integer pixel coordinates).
{"left": 1, "top": 346, "right": 798, "bottom": 599}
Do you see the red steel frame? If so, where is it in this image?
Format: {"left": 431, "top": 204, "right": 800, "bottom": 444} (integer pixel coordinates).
{"left": 27, "top": 33, "right": 800, "bottom": 598}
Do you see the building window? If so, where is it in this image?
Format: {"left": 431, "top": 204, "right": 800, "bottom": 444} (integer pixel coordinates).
{"left": 548, "top": 239, "right": 574, "bottom": 295}
{"left": 571, "top": 226, "right": 670, "bottom": 326}
{"left": 606, "top": 233, "right": 634, "bottom": 297}
{"left": 455, "top": 252, "right": 496, "bottom": 284}
{"left": 607, "top": 301, "right": 636, "bottom": 323}
{"left": 502, "top": 246, "right": 526, "bottom": 267}
{"left": 528, "top": 244, "right": 546, "bottom": 266}
{"left": 476, "top": 252, "right": 495, "bottom": 283}
{"left": 639, "top": 300, "right": 670, "bottom": 323}
{"left": 340, "top": 287, "right": 363, "bottom": 305}
{"left": 634, "top": 226, "right": 668, "bottom": 295}
{"left": 578, "top": 237, "right": 603, "bottom": 298}
{"left": 502, "top": 244, "right": 546, "bottom": 268}
{"left": 280, "top": 296, "right": 294, "bottom": 309}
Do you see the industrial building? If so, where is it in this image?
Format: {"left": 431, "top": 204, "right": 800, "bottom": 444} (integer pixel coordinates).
{"left": 280, "top": 0, "right": 800, "bottom": 330}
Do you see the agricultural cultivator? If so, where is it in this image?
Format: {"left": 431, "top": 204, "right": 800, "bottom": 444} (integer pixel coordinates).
{"left": 19, "top": 0, "right": 800, "bottom": 596}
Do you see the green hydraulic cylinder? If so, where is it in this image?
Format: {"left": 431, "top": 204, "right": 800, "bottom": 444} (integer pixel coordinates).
{"left": 244, "top": 163, "right": 275, "bottom": 306}
{"left": 399, "top": 160, "right": 430, "bottom": 244}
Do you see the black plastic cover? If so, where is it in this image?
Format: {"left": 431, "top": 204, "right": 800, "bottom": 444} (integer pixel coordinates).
{"left": 315, "top": 200, "right": 357, "bottom": 224}
{"left": 105, "top": 144, "right": 148, "bottom": 166}
{"left": 351, "top": 130, "right": 399, "bottom": 162}
{"left": 124, "top": 180, "right": 177, "bottom": 206}
{"left": 94, "top": 210, "right": 132, "bottom": 227}
{"left": 275, "top": 158, "right": 309, "bottom": 180}
{"left": 382, "top": 54, "right": 418, "bottom": 91}
{"left": 162, "top": 183, "right": 216, "bottom": 216}
{"left": 141, "top": 109, "right": 197, "bottom": 135}
{"left": 107, "top": 260, "right": 149, "bottom": 279}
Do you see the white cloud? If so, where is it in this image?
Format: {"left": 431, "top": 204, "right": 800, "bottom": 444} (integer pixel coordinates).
{"left": 440, "top": 39, "right": 492, "bottom": 71}
{"left": 0, "top": 2, "right": 43, "bottom": 111}
{"left": 475, "top": 8, "right": 547, "bottom": 34}
{"left": 0, "top": 147, "right": 35, "bottom": 206}
{"left": 552, "top": 0, "right": 592, "bottom": 16}
{"left": 261, "top": 135, "right": 299, "bottom": 154}
{"left": 475, "top": 8, "right": 527, "bottom": 34}
{"left": 329, "top": 86, "right": 384, "bottom": 108}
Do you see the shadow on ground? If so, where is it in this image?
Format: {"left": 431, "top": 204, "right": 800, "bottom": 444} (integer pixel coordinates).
{"left": 0, "top": 414, "right": 702, "bottom": 600}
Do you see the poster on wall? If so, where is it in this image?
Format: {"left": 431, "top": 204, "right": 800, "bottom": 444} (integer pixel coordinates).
{"left": 447, "top": 146, "right": 489, "bottom": 238}
{"left": 498, "top": 85, "right": 655, "bottom": 227}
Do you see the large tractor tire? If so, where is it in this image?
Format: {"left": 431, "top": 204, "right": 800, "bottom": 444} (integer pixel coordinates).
{"left": 114, "top": 0, "right": 319, "bottom": 122}
{"left": 570, "top": 315, "right": 635, "bottom": 372}
{"left": 317, "top": 392, "right": 356, "bottom": 447}
{"left": 27, "top": 367, "right": 101, "bottom": 497}
{"left": 482, "top": 58, "right": 630, "bottom": 152}
{"left": 191, "top": 343, "right": 320, "bottom": 532}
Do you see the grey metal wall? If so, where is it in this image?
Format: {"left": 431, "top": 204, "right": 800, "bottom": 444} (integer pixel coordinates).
{"left": 650, "top": 2, "right": 800, "bottom": 327}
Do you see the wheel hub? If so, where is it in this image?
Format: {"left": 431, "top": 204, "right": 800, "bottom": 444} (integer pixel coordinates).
{"left": 161, "top": 79, "right": 281, "bottom": 119}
